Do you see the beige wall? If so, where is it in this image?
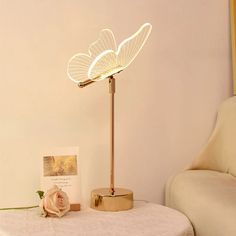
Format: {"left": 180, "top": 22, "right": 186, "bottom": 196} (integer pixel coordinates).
{"left": 0, "top": 0, "right": 232, "bottom": 207}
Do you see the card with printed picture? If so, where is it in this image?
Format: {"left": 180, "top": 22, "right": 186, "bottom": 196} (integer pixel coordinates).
{"left": 40, "top": 147, "right": 81, "bottom": 210}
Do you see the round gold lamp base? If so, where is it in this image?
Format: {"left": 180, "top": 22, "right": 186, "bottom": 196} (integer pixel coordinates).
{"left": 91, "top": 188, "right": 133, "bottom": 211}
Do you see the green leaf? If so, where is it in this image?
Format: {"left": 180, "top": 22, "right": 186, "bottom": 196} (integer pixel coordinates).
{"left": 36, "top": 190, "right": 44, "bottom": 199}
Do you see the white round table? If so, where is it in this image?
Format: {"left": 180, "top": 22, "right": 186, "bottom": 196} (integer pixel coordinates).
{"left": 0, "top": 203, "right": 194, "bottom": 236}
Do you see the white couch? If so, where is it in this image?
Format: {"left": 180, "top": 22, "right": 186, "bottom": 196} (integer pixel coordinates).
{"left": 165, "top": 96, "right": 236, "bottom": 236}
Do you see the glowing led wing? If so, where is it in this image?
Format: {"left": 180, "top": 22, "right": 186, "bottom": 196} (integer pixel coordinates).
{"left": 117, "top": 23, "right": 152, "bottom": 69}
{"left": 88, "top": 50, "right": 121, "bottom": 81}
{"left": 89, "top": 29, "right": 117, "bottom": 58}
{"left": 67, "top": 54, "right": 92, "bottom": 83}
{"left": 67, "top": 29, "right": 117, "bottom": 83}
{"left": 88, "top": 23, "right": 152, "bottom": 81}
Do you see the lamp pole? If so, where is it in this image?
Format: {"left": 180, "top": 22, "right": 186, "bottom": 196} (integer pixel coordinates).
{"left": 109, "top": 76, "right": 115, "bottom": 195}
{"left": 90, "top": 75, "right": 133, "bottom": 211}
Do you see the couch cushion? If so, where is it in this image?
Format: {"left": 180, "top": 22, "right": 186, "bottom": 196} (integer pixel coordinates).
{"left": 191, "top": 96, "right": 236, "bottom": 176}
{"left": 166, "top": 170, "right": 236, "bottom": 236}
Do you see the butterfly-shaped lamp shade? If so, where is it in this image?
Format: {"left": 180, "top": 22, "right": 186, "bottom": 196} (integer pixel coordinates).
{"left": 67, "top": 23, "right": 152, "bottom": 87}
{"left": 67, "top": 23, "right": 152, "bottom": 211}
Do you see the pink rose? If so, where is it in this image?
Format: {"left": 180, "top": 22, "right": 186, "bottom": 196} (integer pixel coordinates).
{"left": 40, "top": 185, "right": 70, "bottom": 217}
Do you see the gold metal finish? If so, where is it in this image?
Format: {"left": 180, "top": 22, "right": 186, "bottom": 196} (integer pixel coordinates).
{"left": 78, "top": 70, "right": 123, "bottom": 88}
{"left": 109, "top": 76, "right": 115, "bottom": 195}
{"left": 89, "top": 76, "right": 133, "bottom": 211}
{"left": 230, "top": 0, "right": 236, "bottom": 95}
{"left": 91, "top": 188, "right": 133, "bottom": 211}
{"left": 78, "top": 79, "right": 95, "bottom": 88}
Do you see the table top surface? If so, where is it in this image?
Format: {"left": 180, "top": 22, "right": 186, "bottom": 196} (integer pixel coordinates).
{"left": 0, "top": 202, "right": 194, "bottom": 236}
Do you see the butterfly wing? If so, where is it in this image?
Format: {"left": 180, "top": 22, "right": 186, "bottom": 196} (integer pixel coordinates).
{"left": 67, "top": 53, "right": 92, "bottom": 83}
{"left": 67, "top": 29, "right": 117, "bottom": 83}
{"left": 87, "top": 29, "right": 120, "bottom": 80}
{"left": 117, "top": 23, "right": 152, "bottom": 69}
{"left": 88, "top": 50, "right": 121, "bottom": 81}
{"left": 89, "top": 29, "right": 117, "bottom": 59}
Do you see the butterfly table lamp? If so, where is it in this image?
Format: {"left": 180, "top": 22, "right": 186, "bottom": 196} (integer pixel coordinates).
{"left": 67, "top": 23, "right": 152, "bottom": 211}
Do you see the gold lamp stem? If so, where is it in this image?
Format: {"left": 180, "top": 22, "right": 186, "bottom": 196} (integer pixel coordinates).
{"left": 90, "top": 75, "right": 133, "bottom": 211}
{"left": 109, "top": 76, "right": 115, "bottom": 195}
